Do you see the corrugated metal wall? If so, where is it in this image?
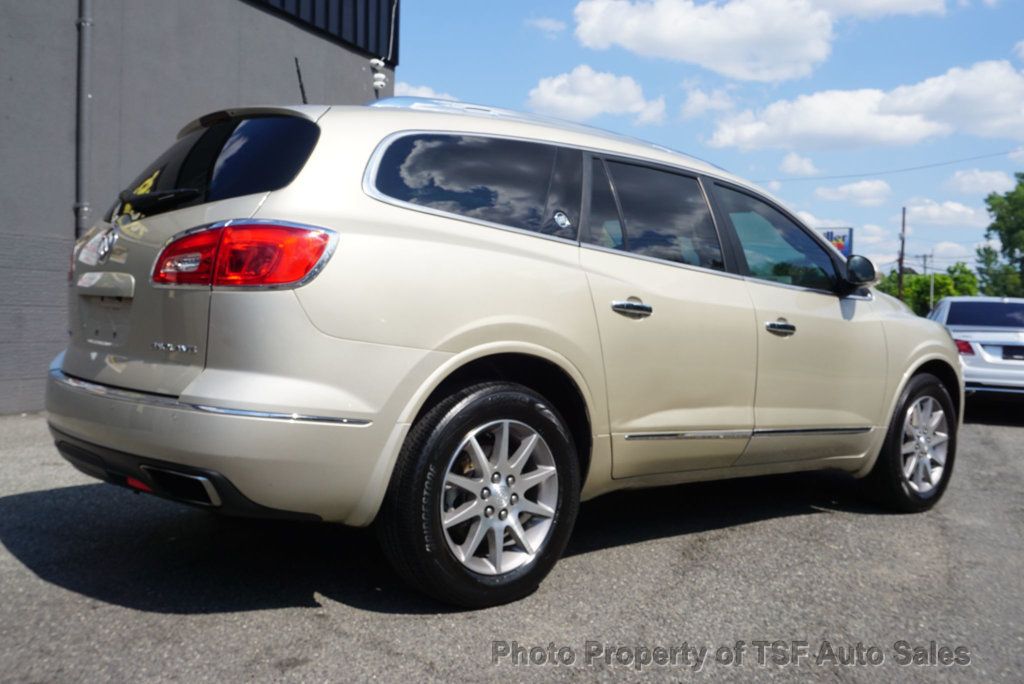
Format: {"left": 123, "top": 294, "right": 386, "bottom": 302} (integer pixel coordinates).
{"left": 251, "top": 0, "right": 400, "bottom": 64}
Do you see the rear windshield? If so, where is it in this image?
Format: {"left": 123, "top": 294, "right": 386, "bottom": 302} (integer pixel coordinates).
{"left": 947, "top": 301, "right": 1024, "bottom": 328}
{"left": 115, "top": 115, "right": 319, "bottom": 218}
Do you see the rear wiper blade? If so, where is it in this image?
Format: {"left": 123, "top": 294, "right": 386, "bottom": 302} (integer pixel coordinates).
{"left": 118, "top": 187, "right": 200, "bottom": 214}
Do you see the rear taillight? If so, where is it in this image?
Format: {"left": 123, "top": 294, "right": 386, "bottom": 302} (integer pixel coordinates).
{"left": 153, "top": 222, "right": 332, "bottom": 288}
{"left": 954, "top": 339, "right": 974, "bottom": 355}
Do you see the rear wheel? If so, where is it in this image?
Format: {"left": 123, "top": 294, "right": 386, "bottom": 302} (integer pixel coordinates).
{"left": 377, "top": 382, "right": 580, "bottom": 608}
{"left": 864, "top": 373, "right": 957, "bottom": 512}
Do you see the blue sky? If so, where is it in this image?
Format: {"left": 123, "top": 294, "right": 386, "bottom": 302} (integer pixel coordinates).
{"left": 394, "top": 0, "right": 1024, "bottom": 274}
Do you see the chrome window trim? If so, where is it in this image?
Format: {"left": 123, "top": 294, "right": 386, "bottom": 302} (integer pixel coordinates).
{"left": 49, "top": 368, "right": 371, "bottom": 426}
{"left": 149, "top": 219, "right": 339, "bottom": 291}
{"left": 624, "top": 426, "right": 873, "bottom": 441}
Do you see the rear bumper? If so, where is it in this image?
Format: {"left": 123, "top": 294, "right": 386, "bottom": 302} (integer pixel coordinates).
{"left": 45, "top": 365, "right": 411, "bottom": 524}
{"left": 52, "top": 429, "right": 319, "bottom": 520}
{"left": 964, "top": 381, "right": 1024, "bottom": 397}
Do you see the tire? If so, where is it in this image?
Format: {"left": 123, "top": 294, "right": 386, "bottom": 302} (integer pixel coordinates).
{"left": 864, "top": 372, "right": 957, "bottom": 512}
{"left": 376, "top": 382, "right": 581, "bottom": 608}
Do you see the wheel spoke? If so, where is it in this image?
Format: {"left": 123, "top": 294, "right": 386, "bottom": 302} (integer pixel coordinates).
{"left": 443, "top": 499, "right": 480, "bottom": 528}
{"left": 488, "top": 527, "right": 505, "bottom": 574}
{"left": 458, "top": 519, "right": 488, "bottom": 561}
{"left": 507, "top": 516, "right": 534, "bottom": 555}
{"left": 929, "top": 432, "right": 948, "bottom": 449}
{"left": 927, "top": 463, "right": 942, "bottom": 486}
{"left": 930, "top": 445, "right": 947, "bottom": 466}
{"left": 445, "top": 473, "right": 482, "bottom": 494}
{"left": 466, "top": 435, "right": 492, "bottom": 477}
{"left": 913, "top": 458, "right": 927, "bottom": 491}
{"left": 518, "top": 498, "right": 554, "bottom": 519}
{"left": 492, "top": 421, "right": 511, "bottom": 472}
{"left": 903, "top": 454, "right": 918, "bottom": 479}
{"left": 928, "top": 409, "right": 944, "bottom": 432}
{"left": 508, "top": 433, "right": 538, "bottom": 475}
{"left": 901, "top": 440, "right": 917, "bottom": 455}
{"left": 517, "top": 465, "right": 557, "bottom": 492}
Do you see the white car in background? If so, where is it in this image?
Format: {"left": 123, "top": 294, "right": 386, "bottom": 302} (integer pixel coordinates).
{"left": 930, "top": 296, "right": 1024, "bottom": 397}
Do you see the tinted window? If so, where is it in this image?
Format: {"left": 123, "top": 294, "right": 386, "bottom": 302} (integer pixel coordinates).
{"left": 602, "top": 161, "right": 723, "bottom": 270}
{"left": 375, "top": 134, "right": 581, "bottom": 237}
{"left": 948, "top": 301, "right": 1024, "bottom": 328}
{"left": 119, "top": 116, "right": 319, "bottom": 218}
{"left": 587, "top": 159, "right": 624, "bottom": 250}
{"left": 715, "top": 185, "right": 837, "bottom": 291}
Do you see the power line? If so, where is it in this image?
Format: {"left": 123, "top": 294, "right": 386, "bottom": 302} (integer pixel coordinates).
{"left": 755, "top": 149, "right": 1019, "bottom": 184}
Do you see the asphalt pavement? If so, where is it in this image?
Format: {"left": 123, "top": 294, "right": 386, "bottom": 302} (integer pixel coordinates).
{"left": 1, "top": 402, "right": 1021, "bottom": 682}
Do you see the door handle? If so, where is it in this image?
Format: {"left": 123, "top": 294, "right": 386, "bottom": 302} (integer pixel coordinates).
{"left": 765, "top": 319, "right": 796, "bottom": 336}
{"left": 611, "top": 300, "right": 653, "bottom": 318}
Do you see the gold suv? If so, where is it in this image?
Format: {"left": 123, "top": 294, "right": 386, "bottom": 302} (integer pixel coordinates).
{"left": 47, "top": 98, "right": 963, "bottom": 607}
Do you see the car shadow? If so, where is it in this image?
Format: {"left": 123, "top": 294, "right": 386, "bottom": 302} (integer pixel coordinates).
{"left": 0, "top": 470, "right": 871, "bottom": 616}
{"left": 964, "top": 396, "right": 1024, "bottom": 427}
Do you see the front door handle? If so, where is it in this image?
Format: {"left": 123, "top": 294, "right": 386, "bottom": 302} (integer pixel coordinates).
{"left": 765, "top": 319, "right": 796, "bottom": 336}
{"left": 611, "top": 300, "right": 653, "bottom": 318}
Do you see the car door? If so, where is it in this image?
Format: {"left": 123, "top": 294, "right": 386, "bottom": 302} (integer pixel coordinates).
{"left": 708, "top": 182, "right": 888, "bottom": 465}
{"left": 580, "top": 157, "right": 757, "bottom": 478}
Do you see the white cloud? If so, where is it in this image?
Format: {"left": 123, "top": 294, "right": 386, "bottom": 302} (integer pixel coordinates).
{"left": 796, "top": 210, "right": 850, "bottom": 228}
{"left": 573, "top": 0, "right": 950, "bottom": 83}
{"left": 906, "top": 198, "right": 990, "bottom": 228}
{"left": 527, "top": 65, "right": 666, "bottom": 124}
{"left": 526, "top": 17, "right": 567, "bottom": 38}
{"left": 765, "top": 180, "right": 783, "bottom": 192}
{"left": 394, "top": 82, "right": 456, "bottom": 101}
{"left": 933, "top": 241, "right": 972, "bottom": 258}
{"left": 779, "top": 152, "right": 820, "bottom": 176}
{"left": 815, "top": 179, "right": 892, "bottom": 206}
{"left": 710, "top": 60, "right": 1024, "bottom": 150}
{"left": 946, "top": 169, "right": 1016, "bottom": 195}
{"left": 859, "top": 223, "right": 890, "bottom": 245}
{"left": 680, "top": 88, "right": 734, "bottom": 119}
{"left": 574, "top": 0, "right": 834, "bottom": 82}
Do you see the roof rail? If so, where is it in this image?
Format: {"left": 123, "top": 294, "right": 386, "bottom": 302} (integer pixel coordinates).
{"left": 368, "top": 97, "right": 724, "bottom": 172}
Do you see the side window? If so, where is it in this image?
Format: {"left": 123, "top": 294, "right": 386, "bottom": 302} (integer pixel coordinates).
{"left": 374, "top": 134, "right": 581, "bottom": 237}
{"left": 587, "top": 159, "right": 624, "bottom": 249}
{"left": 714, "top": 184, "right": 838, "bottom": 291}
{"left": 586, "top": 160, "right": 724, "bottom": 270}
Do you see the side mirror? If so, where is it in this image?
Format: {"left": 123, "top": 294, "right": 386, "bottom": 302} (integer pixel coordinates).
{"left": 844, "top": 254, "right": 878, "bottom": 287}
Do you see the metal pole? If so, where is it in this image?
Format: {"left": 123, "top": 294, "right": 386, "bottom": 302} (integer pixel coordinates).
{"left": 897, "top": 207, "right": 907, "bottom": 301}
{"left": 75, "top": 0, "right": 93, "bottom": 237}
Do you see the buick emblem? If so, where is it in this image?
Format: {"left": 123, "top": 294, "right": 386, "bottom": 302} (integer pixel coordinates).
{"left": 96, "top": 229, "right": 118, "bottom": 263}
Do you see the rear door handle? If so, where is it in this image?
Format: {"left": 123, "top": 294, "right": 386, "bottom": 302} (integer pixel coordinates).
{"left": 765, "top": 319, "right": 796, "bottom": 336}
{"left": 611, "top": 300, "right": 653, "bottom": 318}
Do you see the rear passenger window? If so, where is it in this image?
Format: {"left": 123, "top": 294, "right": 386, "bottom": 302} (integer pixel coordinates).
{"left": 374, "top": 134, "right": 582, "bottom": 238}
{"left": 585, "top": 160, "right": 724, "bottom": 271}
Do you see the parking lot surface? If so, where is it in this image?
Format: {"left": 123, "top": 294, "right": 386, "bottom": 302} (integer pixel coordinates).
{"left": 1, "top": 404, "right": 1021, "bottom": 682}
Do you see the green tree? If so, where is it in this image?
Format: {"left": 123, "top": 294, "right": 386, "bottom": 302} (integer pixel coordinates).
{"left": 875, "top": 262, "right": 979, "bottom": 316}
{"left": 979, "top": 171, "right": 1024, "bottom": 294}
{"left": 975, "top": 244, "right": 1023, "bottom": 296}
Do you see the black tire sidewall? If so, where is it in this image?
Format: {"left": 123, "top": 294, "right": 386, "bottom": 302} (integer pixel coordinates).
{"left": 406, "top": 384, "right": 580, "bottom": 606}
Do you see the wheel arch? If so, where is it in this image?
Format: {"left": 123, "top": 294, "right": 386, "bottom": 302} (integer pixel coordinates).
{"left": 854, "top": 353, "right": 963, "bottom": 478}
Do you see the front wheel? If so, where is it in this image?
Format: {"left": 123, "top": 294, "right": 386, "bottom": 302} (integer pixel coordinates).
{"left": 864, "top": 372, "right": 957, "bottom": 512}
{"left": 377, "top": 382, "right": 580, "bottom": 608}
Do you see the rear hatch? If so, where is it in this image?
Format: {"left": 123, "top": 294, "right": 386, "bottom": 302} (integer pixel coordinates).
{"left": 63, "top": 107, "right": 325, "bottom": 395}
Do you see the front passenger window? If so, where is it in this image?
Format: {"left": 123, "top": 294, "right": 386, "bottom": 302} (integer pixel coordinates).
{"left": 714, "top": 185, "right": 838, "bottom": 291}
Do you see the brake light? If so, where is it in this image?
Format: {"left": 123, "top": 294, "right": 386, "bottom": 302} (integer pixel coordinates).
{"left": 152, "top": 223, "right": 332, "bottom": 287}
{"left": 954, "top": 339, "right": 974, "bottom": 355}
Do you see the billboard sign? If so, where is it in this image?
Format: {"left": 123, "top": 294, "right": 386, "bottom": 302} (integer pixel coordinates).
{"left": 820, "top": 228, "right": 854, "bottom": 257}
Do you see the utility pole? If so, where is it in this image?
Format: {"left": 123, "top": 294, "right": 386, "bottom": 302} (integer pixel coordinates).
{"left": 897, "top": 206, "right": 907, "bottom": 301}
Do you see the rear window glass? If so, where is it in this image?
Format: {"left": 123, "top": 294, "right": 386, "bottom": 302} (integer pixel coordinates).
{"left": 374, "top": 134, "right": 582, "bottom": 238}
{"left": 947, "top": 301, "right": 1024, "bottom": 328}
{"left": 117, "top": 115, "right": 319, "bottom": 218}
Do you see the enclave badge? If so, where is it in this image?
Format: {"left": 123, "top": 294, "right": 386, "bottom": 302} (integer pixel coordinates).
{"left": 96, "top": 229, "right": 118, "bottom": 263}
